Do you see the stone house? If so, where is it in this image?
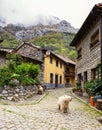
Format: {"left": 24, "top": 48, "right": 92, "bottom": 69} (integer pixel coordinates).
{"left": 70, "top": 3, "right": 102, "bottom": 88}
{"left": 0, "top": 42, "right": 44, "bottom": 81}
{"left": 0, "top": 42, "right": 45, "bottom": 100}
{"left": 0, "top": 42, "right": 75, "bottom": 88}
{"left": 43, "top": 49, "right": 75, "bottom": 88}
{"left": 12, "top": 42, "right": 44, "bottom": 82}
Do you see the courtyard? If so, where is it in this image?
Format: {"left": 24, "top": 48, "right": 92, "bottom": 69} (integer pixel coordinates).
{"left": 0, "top": 88, "right": 102, "bottom": 130}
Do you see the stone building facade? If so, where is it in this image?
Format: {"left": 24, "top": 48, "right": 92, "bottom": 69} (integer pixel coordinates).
{"left": 13, "top": 42, "right": 44, "bottom": 82}
{"left": 70, "top": 4, "right": 102, "bottom": 88}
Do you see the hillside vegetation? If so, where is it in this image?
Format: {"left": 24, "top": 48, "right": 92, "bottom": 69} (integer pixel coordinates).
{"left": 0, "top": 31, "right": 20, "bottom": 48}
{"left": 30, "top": 32, "right": 76, "bottom": 61}
{"left": 0, "top": 28, "right": 76, "bottom": 61}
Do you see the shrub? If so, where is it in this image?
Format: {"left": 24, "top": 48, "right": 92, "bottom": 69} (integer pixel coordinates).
{"left": 0, "top": 66, "right": 12, "bottom": 86}
{"left": 16, "top": 63, "right": 30, "bottom": 76}
{"left": 11, "top": 73, "right": 20, "bottom": 79}
{"left": 6, "top": 53, "right": 22, "bottom": 65}
{"left": 19, "top": 77, "right": 35, "bottom": 86}
{"left": 88, "top": 79, "right": 102, "bottom": 97}
{"left": 75, "top": 82, "right": 81, "bottom": 90}
{"left": 0, "top": 60, "right": 40, "bottom": 87}
{"left": 72, "top": 87, "right": 76, "bottom": 92}
{"left": 15, "top": 63, "right": 40, "bottom": 86}
{"left": 84, "top": 81, "right": 94, "bottom": 93}
{"left": 28, "top": 64, "right": 40, "bottom": 79}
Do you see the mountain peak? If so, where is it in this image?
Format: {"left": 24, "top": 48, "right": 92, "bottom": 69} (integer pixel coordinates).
{"left": 1, "top": 15, "right": 78, "bottom": 40}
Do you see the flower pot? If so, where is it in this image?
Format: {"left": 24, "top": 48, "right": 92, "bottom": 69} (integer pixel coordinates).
{"left": 90, "top": 96, "right": 96, "bottom": 107}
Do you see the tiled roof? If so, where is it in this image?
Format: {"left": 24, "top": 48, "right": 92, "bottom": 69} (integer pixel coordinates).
{"left": 0, "top": 47, "right": 13, "bottom": 52}
{"left": 50, "top": 51, "right": 75, "bottom": 65}
{"left": 13, "top": 42, "right": 41, "bottom": 52}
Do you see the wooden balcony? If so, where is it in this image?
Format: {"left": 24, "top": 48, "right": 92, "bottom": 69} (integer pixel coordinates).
{"left": 64, "top": 71, "right": 75, "bottom": 77}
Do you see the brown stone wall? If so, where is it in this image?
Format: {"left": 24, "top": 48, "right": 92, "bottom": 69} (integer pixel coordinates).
{"left": 16, "top": 44, "right": 43, "bottom": 61}
{"left": 15, "top": 44, "right": 44, "bottom": 83}
{"left": 0, "top": 85, "right": 38, "bottom": 101}
{"left": 76, "top": 20, "right": 101, "bottom": 81}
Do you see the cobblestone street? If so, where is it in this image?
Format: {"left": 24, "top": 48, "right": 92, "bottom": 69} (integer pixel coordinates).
{"left": 0, "top": 88, "right": 102, "bottom": 130}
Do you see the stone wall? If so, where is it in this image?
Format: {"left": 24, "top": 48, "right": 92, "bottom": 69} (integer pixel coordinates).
{"left": 0, "top": 85, "right": 38, "bottom": 101}
{"left": 76, "top": 20, "right": 101, "bottom": 81}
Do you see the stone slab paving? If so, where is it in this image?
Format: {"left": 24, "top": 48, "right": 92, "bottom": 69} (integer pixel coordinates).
{"left": 0, "top": 88, "right": 102, "bottom": 130}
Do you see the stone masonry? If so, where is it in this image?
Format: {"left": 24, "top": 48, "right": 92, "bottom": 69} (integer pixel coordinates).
{"left": 0, "top": 84, "right": 38, "bottom": 101}
{"left": 76, "top": 20, "right": 101, "bottom": 81}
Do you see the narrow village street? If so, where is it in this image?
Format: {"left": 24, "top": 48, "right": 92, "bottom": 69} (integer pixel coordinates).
{"left": 0, "top": 88, "right": 102, "bottom": 130}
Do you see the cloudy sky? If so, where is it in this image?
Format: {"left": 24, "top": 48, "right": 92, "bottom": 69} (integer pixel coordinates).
{"left": 0, "top": 0, "right": 101, "bottom": 28}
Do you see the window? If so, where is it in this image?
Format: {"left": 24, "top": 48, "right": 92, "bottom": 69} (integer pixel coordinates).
{"left": 90, "top": 30, "right": 99, "bottom": 48}
{"left": 84, "top": 71, "right": 87, "bottom": 82}
{"left": 77, "top": 48, "right": 82, "bottom": 59}
{"left": 91, "top": 67, "right": 100, "bottom": 80}
{"left": 60, "top": 62, "right": 62, "bottom": 68}
{"left": 77, "top": 73, "right": 82, "bottom": 83}
{"left": 56, "top": 60, "right": 59, "bottom": 67}
{"left": 50, "top": 57, "right": 53, "bottom": 64}
{"left": 50, "top": 73, "right": 53, "bottom": 83}
{"left": 60, "top": 76, "right": 62, "bottom": 84}
{"left": 91, "top": 68, "right": 96, "bottom": 80}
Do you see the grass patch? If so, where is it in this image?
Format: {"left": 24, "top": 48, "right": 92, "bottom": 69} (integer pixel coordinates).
{"left": 0, "top": 96, "right": 5, "bottom": 100}
{"left": 2, "top": 108, "right": 26, "bottom": 118}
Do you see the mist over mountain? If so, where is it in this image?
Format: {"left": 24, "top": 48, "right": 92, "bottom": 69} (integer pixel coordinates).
{"left": 0, "top": 15, "right": 78, "bottom": 41}
{"left": 0, "top": 15, "right": 77, "bottom": 61}
{"left": 0, "top": 15, "right": 60, "bottom": 27}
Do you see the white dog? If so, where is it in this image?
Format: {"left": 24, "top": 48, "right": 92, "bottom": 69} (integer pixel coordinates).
{"left": 58, "top": 95, "right": 72, "bottom": 113}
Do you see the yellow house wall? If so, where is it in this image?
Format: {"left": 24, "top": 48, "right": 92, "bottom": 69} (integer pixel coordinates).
{"left": 44, "top": 55, "right": 66, "bottom": 85}
{"left": 70, "top": 77, "right": 75, "bottom": 86}
{"left": 70, "top": 67, "right": 75, "bottom": 86}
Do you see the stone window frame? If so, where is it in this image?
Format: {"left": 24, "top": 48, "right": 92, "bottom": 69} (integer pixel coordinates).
{"left": 91, "top": 67, "right": 100, "bottom": 80}
{"left": 77, "top": 48, "right": 82, "bottom": 60}
{"left": 90, "top": 29, "right": 99, "bottom": 49}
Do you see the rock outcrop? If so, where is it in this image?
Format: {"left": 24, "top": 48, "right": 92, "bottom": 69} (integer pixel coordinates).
{"left": 0, "top": 16, "right": 78, "bottom": 41}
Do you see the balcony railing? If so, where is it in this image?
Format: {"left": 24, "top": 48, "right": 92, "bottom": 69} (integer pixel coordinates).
{"left": 64, "top": 71, "right": 75, "bottom": 77}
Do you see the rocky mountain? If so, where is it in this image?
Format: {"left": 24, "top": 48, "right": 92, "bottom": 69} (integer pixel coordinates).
{"left": 0, "top": 26, "right": 20, "bottom": 47}
{"left": 0, "top": 16, "right": 77, "bottom": 61}
{"left": 0, "top": 16, "right": 78, "bottom": 41}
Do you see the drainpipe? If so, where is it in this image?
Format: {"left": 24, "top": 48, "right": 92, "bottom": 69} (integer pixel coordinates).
{"left": 100, "top": 16, "right": 102, "bottom": 80}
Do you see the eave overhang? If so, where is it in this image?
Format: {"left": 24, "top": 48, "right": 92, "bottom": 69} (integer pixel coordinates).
{"left": 70, "top": 3, "right": 102, "bottom": 46}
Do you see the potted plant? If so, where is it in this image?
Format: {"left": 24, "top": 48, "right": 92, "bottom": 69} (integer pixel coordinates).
{"left": 75, "top": 82, "right": 82, "bottom": 96}
{"left": 88, "top": 79, "right": 102, "bottom": 107}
